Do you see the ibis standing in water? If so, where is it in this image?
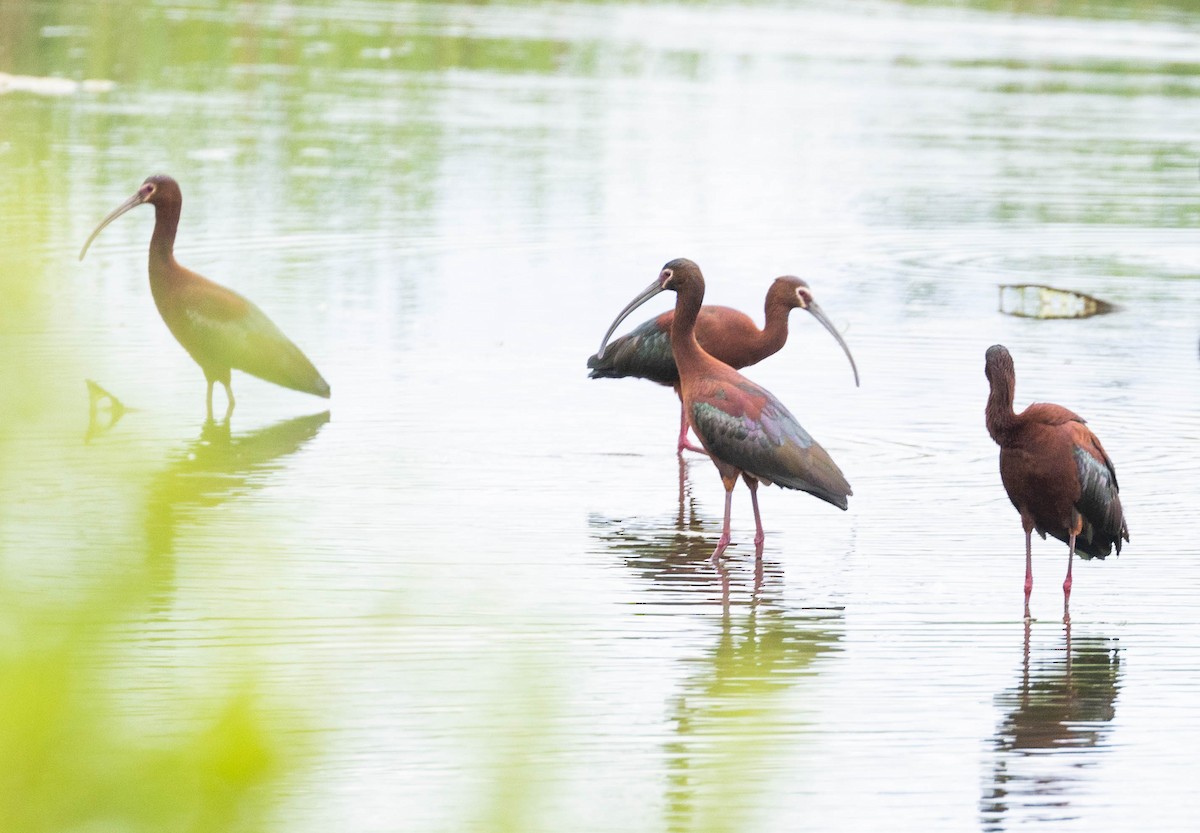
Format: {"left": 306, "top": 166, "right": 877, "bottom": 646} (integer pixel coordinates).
{"left": 588, "top": 275, "right": 859, "bottom": 454}
{"left": 984, "top": 344, "right": 1128, "bottom": 619}
{"left": 80, "top": 174, "right": 330, "bottom": 421}
{"left": 596, "top": 259, "right": 852, "bottom": 559}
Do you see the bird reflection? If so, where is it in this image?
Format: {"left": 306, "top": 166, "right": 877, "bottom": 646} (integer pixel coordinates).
{"left": 589, "top": 456, "right": 777, "bottom": 604}
{"left": 981, "top": 621, "right": 1122, "bottom": 831}
{"left": 664, "top": 601, "right": 843, "bottom": 831}
{"left": 143, "top": 411, "right": 330, "bottom": 602}
{"left": 84, "top": 379, "right": 128, "bottom": 442}
{"left": 590, "top": 455, "right": 843, "bottom": 832}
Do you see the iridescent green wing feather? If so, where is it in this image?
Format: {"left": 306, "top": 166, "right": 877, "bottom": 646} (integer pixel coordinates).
{"left": 690, "top": 380, "right": 850, "bottom": 509}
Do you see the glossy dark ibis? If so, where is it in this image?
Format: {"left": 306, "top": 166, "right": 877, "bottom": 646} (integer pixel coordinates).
{"left": 597, "top": 258, "right": 852, "bottom": 559}
{"left": 984, "top": 344, "right": 1128, "bottom": 619}
{"left": 79, "top": 174, "right": 330, "bottom": 420}
{"left": 588, "top": 275, "right": 858, "bottom": 454}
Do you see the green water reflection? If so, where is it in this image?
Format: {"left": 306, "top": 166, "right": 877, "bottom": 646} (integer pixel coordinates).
{"left": 664, "top": 605, "right": 842, "bottom": 833}
{"left": 144, "top": 411, "right": 329, "bottom": 558}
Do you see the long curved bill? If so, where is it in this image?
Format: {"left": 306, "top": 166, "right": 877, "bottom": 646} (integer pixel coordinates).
{"left": 594, "top": 279, "right": 666, "bottom": 361}
{"left": 79, "top": 190, "right": 148, "bottom": 261}
{"left": 806, "top": 301, "right": 860, "bottom": 387}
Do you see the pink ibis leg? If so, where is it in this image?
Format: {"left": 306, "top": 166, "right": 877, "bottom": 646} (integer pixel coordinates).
{"left": 1023, "top": 527, "right": 1033, "bottom": 621}
{"left": 1023, "top": 528, "right": 1034, "bottom": 597}
{"left": 744, "top": 474, "right": 765, "bottom": 548}
{"left": 1063, "top": 531, "right": 1076, "bottom": 598}
{"left": 1062, "top": 531, "right": 1077, "bottom": 624}
{"left": 676, "top": 402, "right": 709, "bottom": 456}
{"left": 711, "top": 486, "right": 734, "bottom": 562}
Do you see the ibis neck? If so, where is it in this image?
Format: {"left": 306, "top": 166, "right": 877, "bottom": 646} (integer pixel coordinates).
{"left": 985, "top": 374, "right": 1016, "bottom": 442}
{"left": 668, "top": 283, "right": 708, "bottom": 376}
{"left": 752, "top": 295, "right": 792, "bottom": 362}
{"left": 149, "top": 200, "right": 180, "bottom": 267}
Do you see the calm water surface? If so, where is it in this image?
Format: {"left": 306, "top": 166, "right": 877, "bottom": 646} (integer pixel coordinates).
{"left": 2, "top": 1, "right": 1200, "bottom": 830}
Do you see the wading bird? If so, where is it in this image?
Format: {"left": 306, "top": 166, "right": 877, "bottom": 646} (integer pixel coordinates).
{"left": 984, "top": 344, "right": 1128, "bottom": 619}
{"left": 588, "top": 275, "right": 858, "bottom": 454}
{"left": 80, "top": 174, "right": 330, "bottom": 421}
{"left": 597, "top": 259, "right": 851, "bottom": 559}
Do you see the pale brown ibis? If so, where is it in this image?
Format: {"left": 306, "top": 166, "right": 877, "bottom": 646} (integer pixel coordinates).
{"left": 80, "top": 174, "right": 330, "bottom": 420}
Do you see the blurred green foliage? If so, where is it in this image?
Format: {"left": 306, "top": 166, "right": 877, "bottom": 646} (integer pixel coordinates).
{"left": 0, "top": 581, "right": 300, "bottom": 833}
{"left": 1, "top": 32, "right": 302, "bottom": 824}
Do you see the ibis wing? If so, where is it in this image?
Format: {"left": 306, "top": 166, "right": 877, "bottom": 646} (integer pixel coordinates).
{"left": 174, "top": 278, "right": 330, "bottom": 397}
{"left": 1069, "top": 423, "right": 1129, "bottom": 556}
{"left": 690, "top": 380, "right": 851, "bottom": 509}
{"left": 587, "top": 305, "right": 761, "bottom": 384}
{"left": 587, "top": 314, "right": 677, "bottom": 385}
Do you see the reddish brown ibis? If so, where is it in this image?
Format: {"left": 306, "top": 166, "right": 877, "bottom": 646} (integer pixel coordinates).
{"left": 79, "top": 174, "right": 330, "bottom": 421}
{"left": 588, "top": 275, "right": 859, "bottom": 454}
{"left": 984, "top": 344, "right": 1128, "bottom": 618}
{"left": 597, "top": 259, "right": 852, "bottom": 559}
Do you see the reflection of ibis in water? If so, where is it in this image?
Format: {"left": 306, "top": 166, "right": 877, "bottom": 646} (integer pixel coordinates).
{"left": 665, "top": 604, "right": 843, "bottom": 832}
{"left": 80, "top": 174, "right": 330, "bottom": 421}
{"left": 590, "top": 507, "right": 772, "bottom": 604}
{"left": 590, "top": 454, "right": 804, "bottom": 603}
{"left": 84, "top": 379, "right": 128, "bottom": 442}
{"left": 590, "top": 454, "right": 844, "bottom": 830}
{"left": 589, "top": 275, "right": 859, "bottom": 455}
{"left": 981, "top": 623, "right": 1121, "bottom": 832}
{"left": 145, "top": 411, "right": 330, "bottom": 562}
{"left": 590, "top": 509, "right": 727, "bottom": 596}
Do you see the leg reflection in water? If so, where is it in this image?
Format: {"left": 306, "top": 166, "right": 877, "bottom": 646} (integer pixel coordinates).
{"left": 981, "top": 619, "right": 1122, "bottom": 831}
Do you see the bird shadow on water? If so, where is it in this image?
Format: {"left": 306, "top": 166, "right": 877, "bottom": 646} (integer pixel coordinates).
{"left": 142, "top": 411, "right": 330, "bottom": 610}
{"left": 980, "top": 620, "right": 1122, "bottom": 832}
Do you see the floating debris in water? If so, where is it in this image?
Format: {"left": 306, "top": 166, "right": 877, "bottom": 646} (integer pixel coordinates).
{"left": 998, "top": 284, "right": 1117, "bottom": 319}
